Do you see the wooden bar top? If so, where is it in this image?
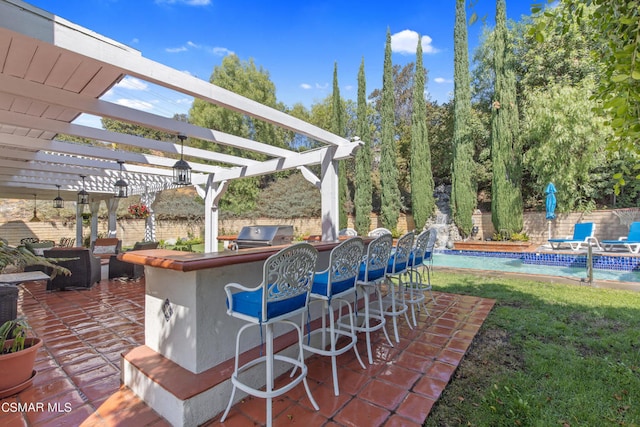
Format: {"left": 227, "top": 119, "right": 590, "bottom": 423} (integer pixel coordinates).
{"left": 118, "top": 240, "right": 344, "bottom": 272}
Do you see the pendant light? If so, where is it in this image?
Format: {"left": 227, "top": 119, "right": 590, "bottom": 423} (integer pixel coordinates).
{"left": 77, "top": 175, "right": 89, "bottom": 205}
{"left": 172, "top": 133, "right": 192, "bottom": 185}
{"left": 29, "top": 194, "right": 41, "bottom": 222}
{"left": 53, "top": 184, "right": 64, "bottom": 209}
{"left": 114, "top": 160, "right": 129, "bottom": 198}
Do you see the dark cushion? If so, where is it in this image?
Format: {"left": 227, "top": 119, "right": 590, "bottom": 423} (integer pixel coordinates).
{"left": 228, "top": 288, "right": 307, "bottom": 321}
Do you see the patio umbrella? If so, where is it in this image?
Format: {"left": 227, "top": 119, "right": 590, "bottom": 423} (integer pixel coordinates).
{"left": 545, "top": 182, "right": 557, "bottom": 240}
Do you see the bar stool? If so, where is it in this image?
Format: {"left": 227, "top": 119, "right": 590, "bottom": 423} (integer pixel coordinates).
{"left": 384, "top": 231, "right": 414, "bottom": 343}
{"left": 403, "top": 229, "right": 432, "bottom": 326}
{"left": 302, "top": 237, "right": 366, "bottom": 396}
{"left": 419, "top": 227, "right": 438, "bottom": 306}
{"left": 220, "top": 243, "right": 319, "bottom": 427}
{"left": 349, "top": 233, "right": 394, "bottom": 364}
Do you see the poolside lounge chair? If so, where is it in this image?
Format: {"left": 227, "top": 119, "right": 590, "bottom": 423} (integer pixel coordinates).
{"left": 601, "top": 222, "right": 640, "bottom": 254}
{"left": 548, "top": 222, "right": 600, "bottom": 251}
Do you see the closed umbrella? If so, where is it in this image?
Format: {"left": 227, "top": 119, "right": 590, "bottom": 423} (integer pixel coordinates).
{"left": 545, "top": 183, "right": 557, "bottom": 240}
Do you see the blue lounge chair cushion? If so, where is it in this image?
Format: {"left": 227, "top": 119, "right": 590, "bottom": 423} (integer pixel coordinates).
{"left": 357, "top": 262, "right": 386, "bottom": 282}
{"left": 311, "top": 271, "right": 355, "bottom": 296}
{"left": 228, "top": 288, "right": 306, "bottom": 321}
{"left": 387, "top": 254, "right": 407, "bottom": 273}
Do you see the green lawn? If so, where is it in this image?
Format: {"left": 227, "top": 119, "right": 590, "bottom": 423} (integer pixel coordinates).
{"left": 425, "top": 271, "right": 640, "bottom": 426}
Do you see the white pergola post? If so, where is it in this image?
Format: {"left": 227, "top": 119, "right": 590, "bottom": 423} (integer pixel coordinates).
{"left": 199, "top": 177, "right": 228, "bottom": 253}
{"left": 75, "top": 206, "right": 84, "bottom": 248}
{"left": 141, "top": 191, "right": 157, "bottom": 242}
{"left": 89, "top": 201, "right": 100, "bottom": 244}
{"left": 106, "top": 198, "right": 119, "bottom": 237}
{"left": 320, "top": 146, "right": 339, "bottom": 241}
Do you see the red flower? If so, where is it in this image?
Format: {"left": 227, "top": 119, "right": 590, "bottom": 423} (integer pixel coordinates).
{"left": 128, "top": 204, "right": 150, "bottom": 219}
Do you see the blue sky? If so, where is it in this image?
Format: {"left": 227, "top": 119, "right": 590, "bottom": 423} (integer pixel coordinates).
{"left": 26, "top": 0, "right": 535, "bottom": 124}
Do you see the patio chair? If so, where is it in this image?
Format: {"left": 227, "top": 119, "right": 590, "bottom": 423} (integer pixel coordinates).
{"left": 91, "top": 238, "right": 121, "bottom": 261}
{"left": 346, "top": 233, "right": 394, "bottom": 365}
{"left": 601, "top": 222, "right": 640, "bottom": 254}
{"left": 368, "top": 227, "right": 392, "bottom": 237}
{"left": 338, "top": 227, "right": 358, "bottom": 237}
{"left": 384, "top": 231, "right": 414, "bottom": 343}
{"left": 109, "top": 241, "right": 159, "bottom": 279}
{"left": 402, "top": 229, "right": 433, "bottom": 326}
{"left": 548, "top": 222, "right": 600, "bottom": 251}
{"left": 25, "top": 248, "right": 101, "bottom": 290}
{"left": 220, "top": 243, "right": 319, "bottom": 427}
{"left": 302, "top": 237, "right": 366, "bottom": 396}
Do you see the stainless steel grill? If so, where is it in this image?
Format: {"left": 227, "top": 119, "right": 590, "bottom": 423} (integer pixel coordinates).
{"left": 235, "top": 225, "right": 294, "bottom": 249}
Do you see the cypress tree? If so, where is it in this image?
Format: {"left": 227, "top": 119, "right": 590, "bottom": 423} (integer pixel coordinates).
{"left": 354, "top": 58, "right": 372, "bottom": 235}
{"left": 410, "top": 38, "right": 435, "bottom": 231}
{"left": 451, "top": 0, "right": 477, "bottom": 237}
{"left": 491, "top": 0, "right": 523, "bottom": 236}
{"left": 331, "top": 62, "right": 348, "bottom": 229}
{"left": 380, "top": 29, "right": 401, "bottom": 231}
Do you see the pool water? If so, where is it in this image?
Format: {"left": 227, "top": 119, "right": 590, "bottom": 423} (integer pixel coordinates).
{"left": 431, "top": 253, "right": 640, "bottom": 283}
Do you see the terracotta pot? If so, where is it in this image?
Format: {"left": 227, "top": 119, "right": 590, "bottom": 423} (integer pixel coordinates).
{"left": 0, "top": 337, "right": 42, "bottom": 396}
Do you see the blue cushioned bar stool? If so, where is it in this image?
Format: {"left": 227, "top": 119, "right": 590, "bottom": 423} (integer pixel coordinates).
{"left": 384, "top": 231, "right": 414, "bottom": 343}
{"left": 403, "top": 229, "right": 432, "bottom": 326}
{"left": 419, "top": 227, "right": 438, "bottom": 306}
{"left": 349, "top": 233, "right": 394, "bottom": 365}
{"left": 302, "top": 237, "right": 366, "bottom": 396}
{"left": 220, "top": 243, "right": 319, "bottom": 427}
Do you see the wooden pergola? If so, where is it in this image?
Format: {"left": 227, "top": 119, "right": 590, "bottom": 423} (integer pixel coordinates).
{"left": 0, "top": 0, "right": 360, "bottom": 250}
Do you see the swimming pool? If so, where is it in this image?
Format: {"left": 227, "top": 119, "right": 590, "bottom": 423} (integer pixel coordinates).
{"left": 432, "top": 250, "right": 640, "bottom": 283}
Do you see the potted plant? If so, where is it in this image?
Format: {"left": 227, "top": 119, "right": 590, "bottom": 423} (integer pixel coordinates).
{"left": 0, "top": 240, "right": 70, "bottom": 277}
{"left": 0, "top": 319, "right": 42, "bottom": 398}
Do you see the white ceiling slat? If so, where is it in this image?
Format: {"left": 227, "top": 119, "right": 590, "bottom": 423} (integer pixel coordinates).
{"left": 45, "top": 53, "right": 82, "bottom": 88}
{"left": 4, "top": 36, "right": 36, "bottom": 78}
{"left": 0, "top": 0, "right": 351, "bottom": 204}
{"left": 24, "top": 46, "right": 59, "bottom": 83}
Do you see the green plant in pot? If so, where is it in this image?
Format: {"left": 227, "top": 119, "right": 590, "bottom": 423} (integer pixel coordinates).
{"left": 0, "top": 319, "right": 42, "bottom": 398}
{"left": 0, "top": 240, "right": 70, "bottom": 277}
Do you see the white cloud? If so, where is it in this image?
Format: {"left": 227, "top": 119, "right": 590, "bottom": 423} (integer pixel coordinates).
{"left": 434, "top": 77, "right": 453, "bottom": 84}
{"left": 210, "top": 47, "right": 234, "bottom": 56}
{"left": 300, "top": 83, "right": 312, "bottom": 90}
{"left": 166, "top": 46, "right": 188, "bottom": 53}
{"left": 315, "top": 83, "right": 329, "bottom": 90}
{"left": 115, "top": 98, "right": 155, "bottom": 111}
{"left": 391, "top": 29, "right": 439, "bottom": 55}
{"left": 115, "top": 76, "right": 149, "bottom": 91}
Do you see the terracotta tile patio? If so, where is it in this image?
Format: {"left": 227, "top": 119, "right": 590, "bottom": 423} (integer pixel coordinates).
{"left": 0, "top": 278, "right": 494, "bottom": 426}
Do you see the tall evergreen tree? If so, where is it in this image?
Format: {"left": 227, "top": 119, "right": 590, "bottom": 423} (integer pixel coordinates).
{"left": 490, "top": 0, "right": 523, "bottom": 236}
{"left": 451, "top": 0, "right": 477, "bottom": 237}
{"left": 354, "top": 58, "right": 372, "bottom": 235}
{"left": 380, "top": 29, "right": 401, "bottom": 231}
{"left": 331, "top": 63, "right": 348, "bottom": 229}
{"left": 410, "top": 38, "right": 435, "bottom": 231}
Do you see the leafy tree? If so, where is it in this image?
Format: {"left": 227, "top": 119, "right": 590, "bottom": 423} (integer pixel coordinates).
{"left": 354, "top": 58, "right": 373, "bottom": 235}
{"left": 451, "top": 0, "right": 477, "bottom": 237}
{"left": 379, "top": 29, "right": 402, "bottom": 230}
{"left": 410, "top": 39, "right": 435, "bottom": 231}
{"left": 490, "top": 0, "right": 523, "bottom": 235}
{"left": 189, "top": 55, "right": 283, "bottom": 215}
{"left": 256, "top": 173, "right": 320, "bottom": 218}
{"left": 522, "top": 79, "right": 611, "bottom": 212}
{"left": 535, "top": 0, "right": 640, "bottom": 192}
{"left": 331, "top": 63, "right": 349, "bottom": 229}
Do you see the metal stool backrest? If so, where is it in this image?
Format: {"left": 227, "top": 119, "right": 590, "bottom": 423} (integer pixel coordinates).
{"left": 411, "top": 229, "right": 431, "bottom": 267}
{"left": 423, "top": 228, "right": 437, "bottom": 264}
{"left": 262, "top": 243, "right": 318, "bottom": 322}
{"left": 359, "top": 234, "right": 393, "bottom": 283}
{"left": 325, "top": 237, "right": 364, "bottom": 295}
{"left": 368, "top": 228, "right": 392, "bottom": 237}
{"left": 388, "top": 231, "right": 414, "bottom": 274}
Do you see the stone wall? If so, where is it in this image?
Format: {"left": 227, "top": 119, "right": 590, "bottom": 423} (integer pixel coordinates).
{"left": 1, "top": 208, "right": 638, "bottom": 247}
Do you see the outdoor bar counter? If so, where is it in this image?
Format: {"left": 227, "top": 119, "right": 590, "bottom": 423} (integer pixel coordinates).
{"left": 120, "top": 241, "right": 346, "bottom": 427}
